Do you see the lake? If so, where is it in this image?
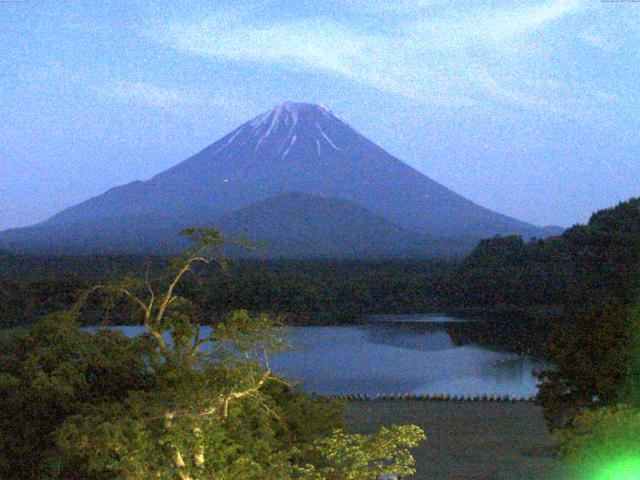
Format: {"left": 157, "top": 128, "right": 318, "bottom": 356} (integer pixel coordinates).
{"left": 109, "top": 314, "right": 551, "bottom": 398}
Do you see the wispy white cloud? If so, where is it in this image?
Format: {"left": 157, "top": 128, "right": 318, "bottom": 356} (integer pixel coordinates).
{"left": 161, "top": 16, "right": 368, "bottom": 77}
{"left": 338, "top": 0, "right": 448, "bottom": 13}
{"left": 147, "top": 14, "right": 472, "bottom": 106}
{"left": 96, "top": 81, "right": 202, "bottom": 109}
{"left": 405, "top": 0, "right": 584, "bottom": 47}
{"left": 92, "top": 80, "right": 248, "bottom": 116}
{"left": 472, "top": 68, "right": 558, "bottom": 111}
{"left": 142, "top": 0, "right": 599, "bottom": 111}
{"left": 579, "top": 29, "right": 618, "bottom": 52}
{"left": 466, "top": 0, "right": 583, "bottom": 39}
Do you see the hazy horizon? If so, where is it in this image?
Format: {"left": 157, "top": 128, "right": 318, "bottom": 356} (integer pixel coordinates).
{"left": 2, "top": 0, "right": 639, "bottom": 230}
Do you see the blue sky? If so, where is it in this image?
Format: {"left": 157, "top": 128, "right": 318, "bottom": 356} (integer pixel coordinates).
{"left": 1, "top": 0, "right": 638, "bottom": 230}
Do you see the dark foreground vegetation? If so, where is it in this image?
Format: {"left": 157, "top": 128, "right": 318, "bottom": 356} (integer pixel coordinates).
{"left": 445, "top": 199, "right": 640, "bottom": 476}
{"left": 447, "top": 197, "right": 640, "bottom": 315}
{"left": 0, "top": 197, "right": 639, "bottom": 477}
{"left": 0, "top": 256, "right": 451, "bottom": 328}
{"left": 0, "top": 229, "right": 425, "bottom": 479}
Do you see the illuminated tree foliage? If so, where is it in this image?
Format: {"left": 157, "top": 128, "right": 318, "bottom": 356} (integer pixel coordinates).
{"left": 0, "top": 312, "right": 155, "bottom": 479}
{"left": 547, "top": 305, "right": 640, "bottom": 476}
{"left": 0, "top": 228, "right": 425, "bottom": 479}
{"left": 555, "top": 404, "right": 640, "bottom": 480}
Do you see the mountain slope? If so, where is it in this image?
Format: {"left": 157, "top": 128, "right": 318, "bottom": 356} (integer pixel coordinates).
{"left": 215, "top": 193, "right": 469, "bottom": 258}
{"left": 0, "top": 101, "right": 560, "bottom": 256}
{"left": 0, "top": 193, "right": 475, "bottom": 257}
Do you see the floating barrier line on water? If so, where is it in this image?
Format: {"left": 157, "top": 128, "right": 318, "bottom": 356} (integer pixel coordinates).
{"left": 318, "top": 393, "right": 536, "bottom": 402}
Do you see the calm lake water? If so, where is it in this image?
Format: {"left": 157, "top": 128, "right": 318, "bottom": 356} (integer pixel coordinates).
{"left": 109, "top": 314, "right": 551, "bottom": 398}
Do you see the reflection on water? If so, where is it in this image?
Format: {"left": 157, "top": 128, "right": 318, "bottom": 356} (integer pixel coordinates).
{"left": 271, "top": 320, "right": 551, "bottom": 397}
{"left": 367, "top": 324, "right": 455, "bottom": 351}
{"left": 107, "top": 315, "right": 552, "bottom": 397}
{"left": 368, "top": 313, "right": 474, "bottom": 324}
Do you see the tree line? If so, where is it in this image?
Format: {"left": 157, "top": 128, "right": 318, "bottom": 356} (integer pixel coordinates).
{"left": 0, "top": 256, "right": 452, "bottom": 328}
{"left": 446, "top": 198, "right": 640, "bottom": 314}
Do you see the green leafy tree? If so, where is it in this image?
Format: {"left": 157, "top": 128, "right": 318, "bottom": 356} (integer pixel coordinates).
{"left": 297, "top": 425, "right": 425, "bottom": 480}
{"left": 0, "top": 312, "right": 155, "bottom": 479}
{"left": 2, "top": 227, "right": 425, "bottom": 479}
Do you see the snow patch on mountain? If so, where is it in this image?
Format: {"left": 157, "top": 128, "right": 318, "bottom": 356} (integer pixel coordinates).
{"left": 242, "top": 102, "right": 350, "bottom": 157}
{"left": 318, "top": 127, "right": 341, "bottom": 151}
{"left": 282, "top": 135, "right": 297, "bottom": 159}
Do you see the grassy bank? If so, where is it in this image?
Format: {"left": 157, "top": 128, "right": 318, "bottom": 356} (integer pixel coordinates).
{"left": 344, "top": 400, "right": 563, "bottom": 480}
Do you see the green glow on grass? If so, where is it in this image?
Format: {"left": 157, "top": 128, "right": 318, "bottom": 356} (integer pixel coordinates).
{"left": 590, "top": 457, "right": 640, "bottom": 480}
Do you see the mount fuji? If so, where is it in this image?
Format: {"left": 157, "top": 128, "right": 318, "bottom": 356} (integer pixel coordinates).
{"left": 0, "top": 102, "right": 561, "bottom": 257}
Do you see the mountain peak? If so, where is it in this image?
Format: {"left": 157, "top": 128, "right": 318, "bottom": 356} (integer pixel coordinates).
{"left": 2, "top": 102, "right": 559, "bottom": 256}
{"left": 224, "top": 101, "right": 355, "bottom": 159}
{"left": 249, "top": 101, "right": 334, "bottom": 130}
{"left": 279, "top": 101, "right": 328, "bottom": 112}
